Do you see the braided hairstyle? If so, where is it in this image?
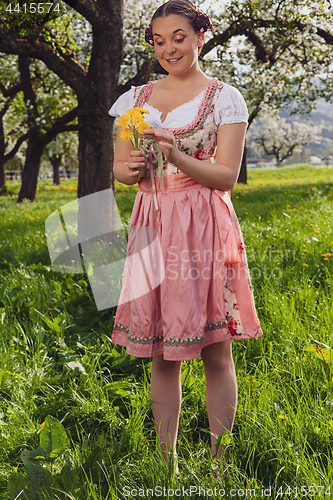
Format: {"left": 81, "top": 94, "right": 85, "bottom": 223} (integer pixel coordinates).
{"left": 145, "top": 0, "right": 213, "bottom": 53}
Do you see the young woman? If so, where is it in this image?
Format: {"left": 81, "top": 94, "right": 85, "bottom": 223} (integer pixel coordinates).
{"left": 109, "top": 0, "right": 262, "bottom": 475}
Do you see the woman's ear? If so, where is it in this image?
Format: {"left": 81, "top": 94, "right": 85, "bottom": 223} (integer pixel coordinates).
{"left": 198, "top": 33, "right": 205, "bottom": 48}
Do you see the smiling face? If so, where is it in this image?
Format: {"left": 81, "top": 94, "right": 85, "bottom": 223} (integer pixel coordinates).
{"left": 152, "top": 14, "right": 204, "bottom": 77}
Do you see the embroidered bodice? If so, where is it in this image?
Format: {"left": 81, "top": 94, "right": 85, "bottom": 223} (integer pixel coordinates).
{"left": 109, "top": 78, "right": 249, "bottom": 180}
{"left": 134, "top": 78, "right": 223, "bottom": 179}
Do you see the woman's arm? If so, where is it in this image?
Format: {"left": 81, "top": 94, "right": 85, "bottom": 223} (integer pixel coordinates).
{"left": 144, "top": 122, "right": 247, "bottom": 191}
{"left": 113, "top": 127, "right": 147, "bottom": 185}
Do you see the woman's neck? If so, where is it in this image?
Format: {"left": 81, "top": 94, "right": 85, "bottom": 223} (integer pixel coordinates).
{"left": 162, "top": 68, "right": 210, "bottom": 90}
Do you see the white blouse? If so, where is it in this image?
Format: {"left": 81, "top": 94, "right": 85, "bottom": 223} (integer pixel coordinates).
{"left": 109, "top": 82, "right": 248, "bottom": 133}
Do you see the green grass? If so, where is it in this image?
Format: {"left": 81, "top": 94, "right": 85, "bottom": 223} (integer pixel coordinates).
{"left": 0, "top": 165, "right": 332, "bottom": 499}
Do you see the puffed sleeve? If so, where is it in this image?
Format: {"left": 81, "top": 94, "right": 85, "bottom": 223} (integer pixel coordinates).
{"left": 213, "top": 84, "right": 249, "bottom": 133}
{"left": 108, "top": 86, "right": 136, "bottom": 120}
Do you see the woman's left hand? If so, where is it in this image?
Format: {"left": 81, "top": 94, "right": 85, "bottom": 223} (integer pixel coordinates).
{"left": 144, "top": 128, "right": 181, "bottom": 165}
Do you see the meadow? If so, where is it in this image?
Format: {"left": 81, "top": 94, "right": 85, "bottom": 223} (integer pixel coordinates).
{"left": 0, "top": 163, "right": 332, "bottom": 499}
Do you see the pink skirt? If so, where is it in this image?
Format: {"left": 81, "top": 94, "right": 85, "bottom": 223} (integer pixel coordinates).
{"left": 112, "top": 173, "right": 262, "bottom": 361}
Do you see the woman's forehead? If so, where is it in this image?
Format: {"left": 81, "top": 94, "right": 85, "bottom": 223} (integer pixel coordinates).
{"left": 152, "top": 14, "right": 193, "bottom": 36}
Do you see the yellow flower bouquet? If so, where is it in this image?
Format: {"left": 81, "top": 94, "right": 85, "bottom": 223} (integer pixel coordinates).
{"left": 118, "top": 107, "right": 164, "bottom": 186}
{"left": 118, "top": 107, "right": 150, "bottom": 183}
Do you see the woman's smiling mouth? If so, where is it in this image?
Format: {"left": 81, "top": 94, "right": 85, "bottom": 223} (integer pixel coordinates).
{"left": 167, "top": 57, "right": 183, "bottom": 63}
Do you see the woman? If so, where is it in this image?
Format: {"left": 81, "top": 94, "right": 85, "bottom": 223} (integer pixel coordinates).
{"left": 109, "top": 0, "right": 262, "bottom": 475}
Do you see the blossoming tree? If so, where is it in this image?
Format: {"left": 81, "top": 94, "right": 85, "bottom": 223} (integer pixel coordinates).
{"left": 247, "top": 113, "right": 324, "bottom": 166}
{"left": 0, "top": 0, "right": 332, "bottom": 199}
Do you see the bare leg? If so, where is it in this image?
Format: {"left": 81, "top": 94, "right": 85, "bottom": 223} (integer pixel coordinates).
{"left": 150, "top": 354, "right": 182, "bottom": 468}
{"left": 201, "top": 340, "right": 237, "bottom": 469}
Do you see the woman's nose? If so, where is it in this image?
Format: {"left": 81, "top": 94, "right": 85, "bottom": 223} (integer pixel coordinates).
{"left": 165, "top": 41, "right": 177, "bottom": 54}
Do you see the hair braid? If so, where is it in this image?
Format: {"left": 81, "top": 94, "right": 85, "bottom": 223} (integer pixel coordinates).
{"left": 144, "top": 0, "right": 213, "bottom": 46}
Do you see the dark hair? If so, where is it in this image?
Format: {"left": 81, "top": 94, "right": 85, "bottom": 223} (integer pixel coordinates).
{"left": 145, "top": 0, "right": 213, "bottom": 51}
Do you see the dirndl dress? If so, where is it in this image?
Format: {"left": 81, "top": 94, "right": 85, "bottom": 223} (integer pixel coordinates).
{"left": 108, "top": 77, "right": 263, "bottom": 361}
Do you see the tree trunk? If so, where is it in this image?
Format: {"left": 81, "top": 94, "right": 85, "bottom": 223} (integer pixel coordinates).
{"left": 0, "top": 116, "right": 6, "bottom": 189}
{"left": 18, "top": 132, "right": 46, "bottom": 202}
{"left": 0, "top": 159, "right": 5, "bottom": 189}
{"left": 237, "top": 143, "right": 247, "bottom": 184}
{"left": 0, "top": 1, "right": 123, "bottom": 201}
{"left": 76, "top": 12, "right": 123, "bottom": 199}
{"left": 50, "top": 154, "right": 62, "bottom": 185}
{"left": 77, "top": 100, "right": 115, "bottom": 198}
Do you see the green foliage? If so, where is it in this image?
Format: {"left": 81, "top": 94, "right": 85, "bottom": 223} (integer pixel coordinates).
{"left": 0, "top": 170, "right": 333, "bottom": 498}
{"left": 0, "top": 0, "right": 67, "bottom": 38}
{"left": 8, "top": 415, "right": 107, "bottom": 500}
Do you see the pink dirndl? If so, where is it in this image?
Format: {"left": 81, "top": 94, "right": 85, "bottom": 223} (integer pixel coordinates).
{"left": 112, "top": 78, "right": 262, "bottom": 361}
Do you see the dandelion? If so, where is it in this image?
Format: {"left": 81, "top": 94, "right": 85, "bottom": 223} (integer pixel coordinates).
{"left": 119, "top": 107, "right": 151, "bottom": 182}
{"left": 315, "top": 230, "right": 320, "bottom": 233}
{"left": 120, "top": 128, "right": 134, "bottom": 142}
{"left": 131, "top": 109, "right": 145, "bottom": 126}
{"left": 303, "top": 250, "right": 309, "bottom": 253}
{"left": 118, "top": 115, "right": 130, "bottom": 128}
{"left": 278, "top": 415, "right": 288, "bottom": 420}
{"left": 302, "top": 263, "right": 308, "bottom": 267}
{"left": 135, "top": 107, "right": 149, "bottom": 114}
{"left": 137, "top": 120, "right": 149, "bottom": 135}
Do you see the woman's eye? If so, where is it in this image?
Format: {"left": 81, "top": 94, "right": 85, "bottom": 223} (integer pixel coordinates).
{"left": 156, "top": 41, "right": 164, "bottom": 46}
{"left": 175, "top": 38, "right": 184, "bottom": 43}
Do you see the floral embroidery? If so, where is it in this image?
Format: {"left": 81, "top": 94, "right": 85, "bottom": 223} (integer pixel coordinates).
{"left": 205, "top": 320, "right": 227, "bottom": 332}
{"left": 227, "top": 319, "right": 238, "bottom": 336}
{"left": 133, "top": 78, "right": 224, "bottom": 179}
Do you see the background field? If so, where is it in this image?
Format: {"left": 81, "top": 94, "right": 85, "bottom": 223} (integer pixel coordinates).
{"left": 0, "top": 164, "right": 332, "bottom": 499}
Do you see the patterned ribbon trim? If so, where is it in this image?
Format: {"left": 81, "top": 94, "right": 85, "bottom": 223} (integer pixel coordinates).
{"left": 211, "top": 190, "right": 242, "bottom": 265}
{"left": 145, "top": 139, "right": 164, "bottom": 212}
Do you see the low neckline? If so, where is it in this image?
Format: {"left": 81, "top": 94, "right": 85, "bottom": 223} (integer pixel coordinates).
{"left": 145, "top": 78, "right": 214, "bottom": 125}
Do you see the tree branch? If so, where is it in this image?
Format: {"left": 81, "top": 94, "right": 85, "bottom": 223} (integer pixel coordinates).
{"left": 0, "top": 32, "right": 89, "bottom": 96}
{"left": 246, "top": 28, "right": 269, "bottom": 62}
{"left": 116, "top": 58, "right": 167, "bottom": 97}
{"left": 4, "top": 132, "right": 29, "bottom": 162}
{"left": 64, "top": 0, "right": 109, "bottom": 31}
{"left": 200, "top": 17, "right": 333, "bottom": 63}
{"left": 280, "top": 144, "right": 296, "bottom": 162}
{"left": 43, "top": 106, "right": 78, "bottom": 144}
{"left": 0, "top": 80, "right": 23, "bottom": 98}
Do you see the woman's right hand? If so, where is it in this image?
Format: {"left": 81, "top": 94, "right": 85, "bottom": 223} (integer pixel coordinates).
{"left": 127, "top": 149, "right": 148, "bottom": 180}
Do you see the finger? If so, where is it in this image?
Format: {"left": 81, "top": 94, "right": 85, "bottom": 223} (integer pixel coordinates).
{"left": 129, "top": 154, "right": 145, "bottom": 162}
{"left": 129, "top": 156, "right": 145, "bottom": 163}
{"left": 144, "top": 128, "right": 167, "bottom": 138}
{"left": 129, "top": 163, "right": 145, "bottom": 170}
{"left": 130, "top": 151, "right": 144, "bottom": 158}
{"left": 159, "top": 142, "right": 173, "bottom": 149}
